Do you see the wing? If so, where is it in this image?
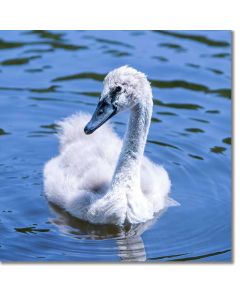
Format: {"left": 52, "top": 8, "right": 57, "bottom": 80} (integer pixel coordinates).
{"left": 44, "top": 113, "right": 121, "bottom": 207}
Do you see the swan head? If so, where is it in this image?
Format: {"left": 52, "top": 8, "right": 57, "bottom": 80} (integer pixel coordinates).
{"left": 84, "top": 66, "right": 152, "bottom": 134}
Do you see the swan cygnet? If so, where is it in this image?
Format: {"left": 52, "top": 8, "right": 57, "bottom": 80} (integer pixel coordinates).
{"left": 44, "top": 66, "right": 175, "bottom": 226}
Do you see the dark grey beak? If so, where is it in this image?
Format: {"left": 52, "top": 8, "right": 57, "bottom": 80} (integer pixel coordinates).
{"left": 84, "top": 97, "right": 117, "bottom": 135}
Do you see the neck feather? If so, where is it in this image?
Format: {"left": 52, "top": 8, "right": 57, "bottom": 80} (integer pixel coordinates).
{"left": 111, "top": 100, "right": 152, "bottom": 190}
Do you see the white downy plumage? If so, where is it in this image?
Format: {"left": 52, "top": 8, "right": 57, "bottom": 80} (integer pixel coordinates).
{"left": 44, "top": 66, "right": 175, "bottom": 225}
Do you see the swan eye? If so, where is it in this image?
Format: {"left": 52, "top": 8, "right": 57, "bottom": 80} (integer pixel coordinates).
{"left": 115, "top": 86, "right": 122, "bottom": 92}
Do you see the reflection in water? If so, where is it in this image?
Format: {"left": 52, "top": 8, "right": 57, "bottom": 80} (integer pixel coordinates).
{"left": 153, "top": 30, "right": 230, "bottom": 47}
{"left": 104, "top": 49, "right": 130, "bottom": 57}
{"left": 185, "top": 128, "right": 205, "bottom": 133}
{"left": 117, "top": 236, "right": 146, "bottom": 262}
{"left": 154, "top": 99, "right": 203, "bottom": 110}
{"left": 25, "top": 30, "right": 64, "bottom": 41}
{"left": 0, "top": 38, "right": 25, "bottom": 49}
{"left": 151, "top": 117, "right": 162, "bottom": 123}
{"left": 190, "top": 118, "right": 209, "bottom": 124}
{"left": 212, "top": 53, "right": 230, "bottom": 58}
{"left": 205, "top": 110, "right": 220, "bottom": 114}
{"left": 159, "top": 43, "right": 186, "bottom": 52}
{"left": 30, "top": 85, "right": 59, "bottom": 93}
{"left": 15, "top": 226, "right": 50, "bottom": 234}
{"left": 52, "top": 72, "right": 105, "bottom": 82}
{"left": 157, "top": 111, "right": 178, "bottom": 116}
{"left": 1, "top": 56, "right": 41, "bottom": 66}
{"left": 83, "top": 35, "right": 134, "bottom": 49}
{"left": 186, "top": 63, "right": 200, "bottom": 68}
{"left": 170, "top": 249, "right": 231, "bottom": 262}
{"left": 188, "top": 154, "right": 204, "bottom": 161}
{"left": 30, "top": 96, "right": 62, "bottom": 102}
{"left": 152, "top": 80, "right": 230, "bottom": 99}
{"left": 0, "top": 128, "right": 10, "bottom": 136}
{"left": 207, "top": 68, "right": 223, "bottom": 75}
{"left": 51, "top": 71, "right": 231, "bottom": 99}
{"left": 24, "top": 48, "right": 54, "bottom": 54}
{"left": 210, "top": 146, "right": 226, "bottom": 154}
{"left": 148, "top": 139, "right": 180, "bottom": 150}
{"left": 222, "top": 137, "right": 231, "bottom": 145}
{"left": 25, "top": 68, "right": 44, "bottom": 73}
{"left": 49, "top": 204, "right": 164, "bottom": 262}
{"left": 0, "top": 34, "right": 88, "bottom": 53}
{"left": 152, "top": 56, "right": 168, "bottom": 62}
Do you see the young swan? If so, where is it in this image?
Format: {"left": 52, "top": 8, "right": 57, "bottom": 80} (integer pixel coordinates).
{"left": 44, "top": 66, "right": 172, "bottom": 225}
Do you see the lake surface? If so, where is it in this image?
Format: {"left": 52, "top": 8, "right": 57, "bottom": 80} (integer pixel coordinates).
{"left": 0, "top": 30, "right": 232, "bottom": 262}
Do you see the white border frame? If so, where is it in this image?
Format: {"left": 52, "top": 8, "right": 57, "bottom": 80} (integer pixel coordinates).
{"left": 0, "top": 1, "right": 239, "bottom": 299}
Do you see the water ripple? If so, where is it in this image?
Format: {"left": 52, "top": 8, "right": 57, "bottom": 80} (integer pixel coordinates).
{"left": 83, "top": 35, "right": 134, "bottom": 49}
{"left": 153, "top": 30, "right": 230, "bottom": 47}
{"left": 1, "top": 55, "right": 41, "bottom": 66}
{"left": 0, "top": 30, "right": 231, "bottom": 262}
{"left": 51, "top": 72, "right": 231, "bottom": 99}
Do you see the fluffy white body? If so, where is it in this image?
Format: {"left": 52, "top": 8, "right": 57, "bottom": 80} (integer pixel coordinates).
{"left": 44, "top": 66, "right": 172, "bottom": 225}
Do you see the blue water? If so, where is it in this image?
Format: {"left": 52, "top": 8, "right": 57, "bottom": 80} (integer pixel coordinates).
{"left": 0, "top": 30, "right": 232, "bottom": 262}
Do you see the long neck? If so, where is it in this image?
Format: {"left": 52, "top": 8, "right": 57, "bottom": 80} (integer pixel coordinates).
{"left": 111, "top": 100, "right": 152, "bottom": 190}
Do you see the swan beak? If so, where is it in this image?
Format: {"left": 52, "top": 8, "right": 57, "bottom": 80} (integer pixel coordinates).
{"left": 84, "top": 98, "right": 117, "bottom": 134}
